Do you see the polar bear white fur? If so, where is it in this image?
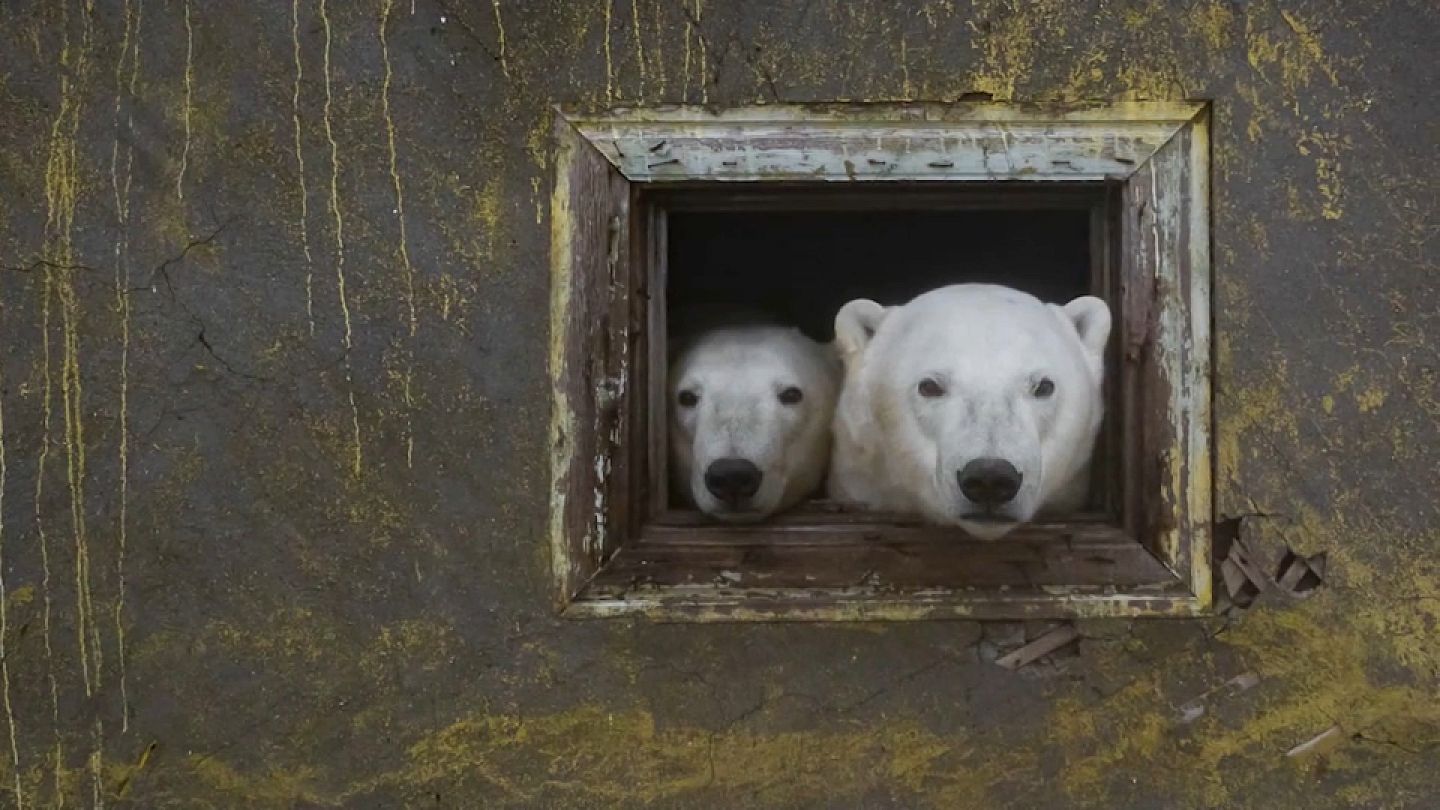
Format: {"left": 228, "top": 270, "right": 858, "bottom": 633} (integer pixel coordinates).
{"left": 828, "top": 284, "right": 1111, "bottom": 540}
{"left": 670, "top": 325, "right": 841, "bottom": 522}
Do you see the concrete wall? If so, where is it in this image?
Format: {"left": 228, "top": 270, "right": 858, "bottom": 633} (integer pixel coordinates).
{"left": 0, "top": 1, "right": 1435, "bottom": 806}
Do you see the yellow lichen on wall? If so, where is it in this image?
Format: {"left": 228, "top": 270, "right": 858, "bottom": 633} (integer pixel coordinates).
{"left": 961, "top": 0, "right": 1067, "bottom": 100}
{"left": 366, "top": 705, "right": 1031, "bottom": 808}
{"left": 1012, "top": 580, "right": 1439, "bottom": 805}
{"left": 187, "top": 758, "right": 328, "bottom": 806}
{"left": 1189, "top": 1, "right": 1237, "bottom": 51}
{"left": 1296, "top": 128, "right": 1350, "bottom": 221}
{"left": 1214, "top": 350, "right": 1302, "bottom": 495}
{"left": 1242, "top": 5, "right": 1356, "bottom": 221}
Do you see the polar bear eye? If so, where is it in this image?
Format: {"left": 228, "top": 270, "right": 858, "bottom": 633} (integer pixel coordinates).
{"left": 1032, "top": 378, "right": 1056, "bottom": 398}
{"left": 917, "top": 378, "right": 946, "bottom": 398}
{"left": 677, "top": 390, "right": 699, "bottom": 408}
{"left": 778, "top": 386, "right": 804, "bottom": 405}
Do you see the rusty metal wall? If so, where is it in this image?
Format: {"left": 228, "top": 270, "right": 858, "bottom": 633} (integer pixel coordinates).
{"left": 0, "top": 1, "right": 1435, "bottom": 807}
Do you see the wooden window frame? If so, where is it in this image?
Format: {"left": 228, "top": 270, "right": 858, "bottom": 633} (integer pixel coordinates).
{"left": 549, "top": 102, "right": 1213, "bottom": 621}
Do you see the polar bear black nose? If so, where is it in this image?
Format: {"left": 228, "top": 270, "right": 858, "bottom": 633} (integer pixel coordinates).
{"left": 958, "top": 458, "right": 1022, "bottom": 506}
{"left": 705, "top": 458, "right": 763, "bottom": 506}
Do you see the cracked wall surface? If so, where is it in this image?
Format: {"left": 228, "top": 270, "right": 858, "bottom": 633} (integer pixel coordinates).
{"left": 0, "top": 0, "right": 1436, "bottom": 807}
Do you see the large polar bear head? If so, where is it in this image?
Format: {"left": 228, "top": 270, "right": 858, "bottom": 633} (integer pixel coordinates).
{"left": 669, "top": 325, "right": 841, "bottom": 522}
{"left": 828, "top": 284, "right": 1111, "bottom": 539}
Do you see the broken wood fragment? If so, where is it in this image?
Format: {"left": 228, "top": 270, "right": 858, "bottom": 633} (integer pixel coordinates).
{"left": 1175, "top": 670, "right": 1262, "bottom": 724}
{"left": 1226, "top": 671, "right": 1261, "bottom": 693}
{"left": 1226, "top": 543, "right": 1275, "bottom": 594}
{"left": 1221, "top": 557, "right": 1257, "bottom": 607}
{"left": 1286, "top": 725, "right": 1344, "bottom": 758}
{"left": 995, "top": 624, "right": 1079, "bottom": 670}
{"left": 1277, "top": 557, "right": 1311, "bottom": 591}
{"left": 1177, "top": 700, "right": 1206, "bottom": 724}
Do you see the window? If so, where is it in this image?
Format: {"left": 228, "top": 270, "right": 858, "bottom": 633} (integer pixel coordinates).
{"left": 549, "top": 102, "right": 1212, "bottom": 620}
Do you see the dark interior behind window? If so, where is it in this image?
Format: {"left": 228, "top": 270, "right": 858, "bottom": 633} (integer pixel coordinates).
{"left": 667, "top": 209, "right": 1092, "bottom": 342}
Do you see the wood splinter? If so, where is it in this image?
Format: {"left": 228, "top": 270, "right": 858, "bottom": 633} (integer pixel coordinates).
{"left": 995, "top": 624, "right": 1079, "bottom": 670}
{"left": 1285, "top": 725, "right": 1344, "bottom": 758}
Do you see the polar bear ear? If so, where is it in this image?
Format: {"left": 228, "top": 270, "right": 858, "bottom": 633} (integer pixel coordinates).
{"left": 1059, "top": 296, "right": 1112, "bottom": 372}
{"left": 834, "top": 299, "right": 887, "bottom": 364}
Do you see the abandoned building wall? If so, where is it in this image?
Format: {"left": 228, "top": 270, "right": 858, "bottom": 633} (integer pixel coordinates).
{"left": 0, "top": 1, "right": 1435, "bottom": 806}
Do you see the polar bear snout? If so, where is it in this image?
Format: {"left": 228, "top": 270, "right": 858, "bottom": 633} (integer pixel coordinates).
{"left": 704, "top": 458, "right": 764, "bottom": 507}
{"left": 957, "top": 458, "right": 1023, "bottom": 508}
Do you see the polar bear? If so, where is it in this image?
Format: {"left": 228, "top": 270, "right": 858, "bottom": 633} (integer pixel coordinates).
{"left": 828, "top": 283, "right": 1111, "bottom": 540}
{"left": 669, "top": 324, "right": 841, "bottom": 522}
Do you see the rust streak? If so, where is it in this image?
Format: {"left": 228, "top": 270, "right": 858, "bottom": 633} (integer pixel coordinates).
{"left": 320, "top": 0, "right": 363, "bottom": 477}
{"left": 631, "top": 0, "right": 646, "bottom": 97}
{"left": 176, "top": 0, "right": 194, "bottom": 203}
{"left": 0, "top": 262, "right": 20, "bottom": 809}
{"left": 491, "top": 0, "right": 510, "bottom": 78}
{"left": 381, "top": 0, "right": 419, "bottom": 468}
{"left": 107, "top": 0, "right": 145, "bottom": 737}
{"left": 604, "top": 0, "right": 615, "bottom": 102}
{"left": 292, "top": 0, "right": 316, "bottom": 334}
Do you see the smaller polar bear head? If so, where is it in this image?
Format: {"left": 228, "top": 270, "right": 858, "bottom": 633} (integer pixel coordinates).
{"left": 831, "top": 284, "right": 1111, "bottom": 539}
{"left": 669, "top": 325, "right": 841, "bottom": 522}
